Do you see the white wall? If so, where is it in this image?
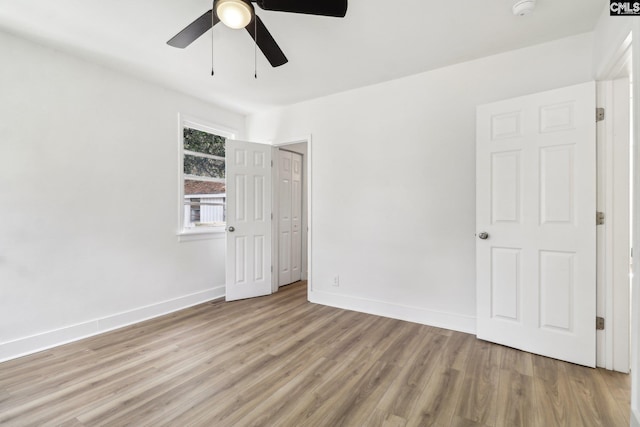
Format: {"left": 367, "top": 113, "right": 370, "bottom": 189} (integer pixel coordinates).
{"left": 246, "top": 33, "right": 595, "bottom": 333}
{"left": 592, "top": 6, "right": 634, "bottom": 78}
{"left": 0, "top": 30, "right": 242, "bottom": 361}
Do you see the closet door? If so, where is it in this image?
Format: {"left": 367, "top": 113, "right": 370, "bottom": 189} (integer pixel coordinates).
{"left": 290, "top": 152, "right": 303, "bottom": 283}
{"left": 278, "top": 151, "right": 292, "bottom": 286}
{"left": 278, "top": 150, "right": 303, "bottom": 286}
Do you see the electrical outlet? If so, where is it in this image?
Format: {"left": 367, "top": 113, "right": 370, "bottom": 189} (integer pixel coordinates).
{"left": 333, "top": 276, "right": 340, "bottom": 287}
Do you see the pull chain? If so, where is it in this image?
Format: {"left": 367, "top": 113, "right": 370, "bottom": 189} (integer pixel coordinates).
{"left": 254, "top": 16, "right": 258, "bottom": 79}
{"left": 211, "top": 3, "right": 215, "bottom": 76}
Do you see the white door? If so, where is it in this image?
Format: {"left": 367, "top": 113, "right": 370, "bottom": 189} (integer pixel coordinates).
{"left": 225, "top": 140, "right": 272, "bottom": 301}
{"left": 277, "top": 150, "right": 303, "bottom": 286}
{"left": 476, "top": 82, "right": 596, "bottom": 367}
{"left": 290, "top": 152, "right": 302, "bottom": 283}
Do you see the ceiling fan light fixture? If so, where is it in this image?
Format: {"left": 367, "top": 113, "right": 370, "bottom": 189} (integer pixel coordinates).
{"left": 215, "top": 0, "right": 253, "bottom": 29}
{"left": 512, "top": 0, "right": 536, "bottom": 16}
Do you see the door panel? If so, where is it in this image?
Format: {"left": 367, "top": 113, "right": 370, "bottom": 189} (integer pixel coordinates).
{"left": 278, "top": 150, "right": 303, "bottom": 286}
{"left": 226, "top": 139, "right": 272, "bottom": 301}
{"left": 539, "top": 250, "right": 574, "bottom": 331}
{"left": 491, "top": 151, "right": 521, "bottom": 223}
{"left": 291, "top": 153, "right": 302, "bottom": 282}
{"left": 278, "top": 151, "right": 292, "bottom": 286}
{"left": 476, "top": 82, "right": 596, "bottom": 367}
{"left": 491, "top": 247, "right": 521, "bottom": 322}
{"left": 540, "top": 145, "right": 575, "bottom": 224}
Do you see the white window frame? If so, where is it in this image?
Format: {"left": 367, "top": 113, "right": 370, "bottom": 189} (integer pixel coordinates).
{"left": 178, "top": 114, "right": 236, "bottom": 241}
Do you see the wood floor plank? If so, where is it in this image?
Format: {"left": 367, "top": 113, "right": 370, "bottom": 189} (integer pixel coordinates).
{"left": 598, "top": 368, "right": 631, "bottom": 424}
{"left": 598, "top": 368, "right": 631, "bottom": 403}
{"left": 2, "top": 366, "right": 161, "bottom": 426}
{"left": 305, "top": 359, "right": 395, "bottom": 426}
{"left": 0, "top": 341, "right": 182, "bottom": 424}
{"left": 190, "top": 340, "right": 338, "bottom": 426}
{"left": 232, "top": 357, "right": 338, "bottom": 427}
{"left": 4, "top": 339, "right": 171, "bottom": 399}
{"left": 454, "top": 339, "right": 501, "bottom": 426}
{"left": 371, "top": 331, "right": 447, "bottom": 422}
{"left": 109, "top": 362, "right": 238, "bottom": 426}
{"left": 439, "top": 330, "right": 475, "bottom": 371}
{"left": 320, "top": 313, "right": 390, "bottom": 362}
{"left": 404, "top": 358, "right": 464, "bottom": 427}
{"left": 0, "top": 388, "right": 10, "bottom": 407}
{"left": 294, "top": 322, "right": 423, "bottom": 426}
{"left": 75, "top": 352, "right": 230, "bottom": 425}
{"left": 57, "top": 417, "right": 86, "bottom": 427}
{"left": 564, "top": 362, "right": 629, "bottom": 427}
{"left": 382, "top": 413, "right": 409, "bottom": 427}
{"left": 500, "top": 345, "right": 533, "bottom": 377}
{"left": 531, "top": 356, "right": 583, "bottom": 427}
{"left": 271, "top": 335, "right": 392, "bottom": 425}
{"left": 495, "top": 368, "right": 535, "bottom": 427}
{"left": 0, "top": 281, "right": 631, "bottom": 427}
{"left": 450, "top": 415, "right": 490, "bottom": 427}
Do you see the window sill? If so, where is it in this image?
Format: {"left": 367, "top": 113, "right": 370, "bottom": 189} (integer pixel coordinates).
{"left": 177, "top": 228, "right": 226, "bottom": 242}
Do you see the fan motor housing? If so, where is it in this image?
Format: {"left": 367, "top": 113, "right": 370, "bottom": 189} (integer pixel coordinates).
{"left": 512, "top": 0, "right": 536, "bottom": 16}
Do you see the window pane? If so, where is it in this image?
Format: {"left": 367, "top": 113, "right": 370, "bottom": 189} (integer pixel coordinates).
{"left": 190, "top": 198, "right": 201, "bottom": 222}
{"left": 184, "top": 154, "right": 225, "bottom": 178}
{"left": 184, "top": 180, "right": 226, "bottom": 228}
{"left": 183, "top": 128, "right": 225, "bottom": 156}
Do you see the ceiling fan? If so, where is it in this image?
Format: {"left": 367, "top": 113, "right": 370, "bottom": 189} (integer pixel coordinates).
{"left": 167, "top": 0, "right": 348, "bottom": 67}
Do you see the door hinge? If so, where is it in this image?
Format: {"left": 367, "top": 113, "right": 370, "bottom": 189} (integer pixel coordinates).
{"left": 596, "top": 211, "right": 605, "bottom": 225}
{"left": 271, "top": 265, "right": 273, "bottom": 273}
{"left": 271, "top": 160, "right": 274, "bottom": 167}
{"left": 596, "top": 107, "right": 605, "bottom": 122}
{"left": 271, "top": 213, "right": 273, "bottom": 220}
{"left": 596, "top": 316, "right": 605, "bottom": 330}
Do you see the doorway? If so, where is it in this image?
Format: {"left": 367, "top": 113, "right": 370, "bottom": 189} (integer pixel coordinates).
{"left": 272, "top": 139, "right": 310, "bottom": 293}
{"left": 475, "top": 73, "right": 633, "bottom": 369}
{"left": 277, "top": 149, "right": 303, "bottom": 287}
{"left": 596, "top": 32, "right": 633, "bottom": 373}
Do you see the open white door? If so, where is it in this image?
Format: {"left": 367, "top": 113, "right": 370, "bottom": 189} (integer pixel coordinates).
{"left": 476, "top": 82, "right": 596, "bottom": 367}
{"left": 225, "top": 139, "right": 272, "bottom": 301}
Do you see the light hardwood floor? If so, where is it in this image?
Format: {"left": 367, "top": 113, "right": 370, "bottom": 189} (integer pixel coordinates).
{"left": 0, "top": 281, "right": 630, "bottom": 426}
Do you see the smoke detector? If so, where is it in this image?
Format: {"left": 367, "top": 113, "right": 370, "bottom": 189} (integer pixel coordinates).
{"left": 513, "top": 0, "right": 536, "bottom": 16}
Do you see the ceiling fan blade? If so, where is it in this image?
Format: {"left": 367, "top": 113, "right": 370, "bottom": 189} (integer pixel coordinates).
{"left": 256, "top": 0, "right": 347, "bottom": 17}
{"left": 167, "top": 10, "right": 220, "bottom": 48}
{"left": 245, "top": 15, "right": 288, "bottom": 67}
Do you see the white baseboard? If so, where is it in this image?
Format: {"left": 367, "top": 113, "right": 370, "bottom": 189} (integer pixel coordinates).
{"left": 0, "top": 285, "right": 225, "bottom": 363}
{"left": 632, "top": 408, "right": 640, "bottom": 427}
{"left": 308, "top": 289, "right": 476, "bottom": 335}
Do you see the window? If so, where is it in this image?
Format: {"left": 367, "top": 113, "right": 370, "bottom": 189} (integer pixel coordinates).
{"left": 180, "top": 118, "right": 235, "bottom": 234}
{"left": 189, "top": 197, "right": 201, "bottom": 223}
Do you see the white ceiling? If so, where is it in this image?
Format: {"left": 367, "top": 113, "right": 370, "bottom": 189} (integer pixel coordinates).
{"left": 0, "top": 0, "right": 605, "bottom": 114}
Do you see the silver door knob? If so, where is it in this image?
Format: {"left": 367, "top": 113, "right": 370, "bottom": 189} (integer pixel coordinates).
{"left": 227, "top": 226, "right": 235, "bottom": 232}
{"left": 478, "top": 232, "right": 489, "bottom": 240}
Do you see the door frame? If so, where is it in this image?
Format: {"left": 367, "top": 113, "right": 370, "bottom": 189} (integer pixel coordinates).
{"left": 596, "top": 31, "right": 632, "bottom": 373}
{"left": 630, "top": 20, "right": 640, "bottom": 427}
{"left": 271, "top": 135, "right": 313, "bottom": 295}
